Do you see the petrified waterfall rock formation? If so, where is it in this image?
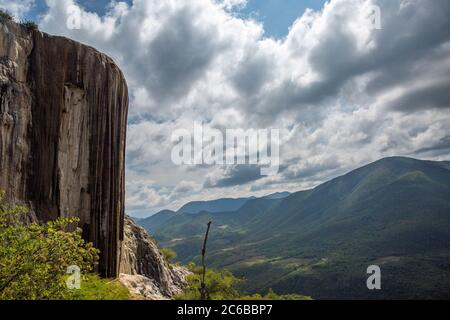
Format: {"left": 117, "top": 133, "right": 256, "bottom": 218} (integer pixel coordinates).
{"left": 120, "top": 216, "right": 189, "bottom": 299}
{"left": 0, "top": 20, "right": 128, "bottom": 277}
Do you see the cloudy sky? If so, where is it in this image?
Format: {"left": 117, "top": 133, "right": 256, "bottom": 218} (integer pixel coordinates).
{"left": 3, "top": 0, "right": 450, "bottom": 217}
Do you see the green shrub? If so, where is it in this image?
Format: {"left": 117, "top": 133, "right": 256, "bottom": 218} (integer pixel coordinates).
{"left": 65, "top": 274, "right": 132, "bottom": 300}
{"left": 161, "top": 247, "right": 177, "bottom": 263}
{"left": 175, "top": 263, "right": 241, "bottom": 300}
{"left": 175, "top": 262, "right": 312, "bottom": 300}
{"left": 20, "top": 20, "right": 38, "bottom": 31}
{"left": 0, "top": 9, "right": 13, "bottom": 21}
{"left": 0, "top": 190, "right": 99, "bottom": 300}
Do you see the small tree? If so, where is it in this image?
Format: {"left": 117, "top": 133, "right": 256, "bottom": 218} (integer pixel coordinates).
{"left": 175, "top": 263, "right": 242, "bottom": 300}
{"left": 0, "top": 9, "right": 14, "bottom": 21}
{"left": 200, "top": 221, "right": 212, "bottom": 299}
{"left": 175, "top": 221, "right": 244, "bottom": 300}
{"left": 20, "top": 20, "right": 38, "bottom": 31}
{"left": 173, "top": 220, "right": 312, "bottom": 300}
{"left": 0, "top": 191, "right": 99, "bottom": 300}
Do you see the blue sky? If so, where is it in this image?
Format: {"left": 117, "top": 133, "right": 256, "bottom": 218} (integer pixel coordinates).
{"left": 24, "top": 1, "right": 115, "bottom": 21}
{"left": 240, "top": 0, "right": 327, "bottom": 38}
{"left": 26, "top": 0, "right": 104, "bottom": 20}
{"left": 25, "top": 0, "right": 327, "bottom": 38}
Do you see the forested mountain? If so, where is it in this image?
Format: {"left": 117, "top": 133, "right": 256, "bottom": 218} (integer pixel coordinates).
{"left": 139, "top": 157, "right": 450, "bottom": 299}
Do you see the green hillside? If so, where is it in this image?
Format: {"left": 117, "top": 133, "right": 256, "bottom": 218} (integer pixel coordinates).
{"left": 138, "top": 210, "right": 177, "bottom": 234}
{"left": 178, "top": 197, "right": 252, "bottom": 214}
{"left": 139, "top": 157, "right": 450, "bottom": 299}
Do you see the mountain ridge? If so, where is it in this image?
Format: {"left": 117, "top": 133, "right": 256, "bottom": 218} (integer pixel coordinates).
{"left": 138, "top": 191, "right": 292, "bottom": 231}
{"left": 138, "top": 156, "right": 450, "bottom": 299}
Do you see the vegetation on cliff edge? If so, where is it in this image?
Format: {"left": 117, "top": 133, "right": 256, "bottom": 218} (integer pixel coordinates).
{"left": 0, "top": 190, "right": 130, "bottom": 300}
{"left": 0, "top": 9, "right": 38, "bottom": 31}
{"left": 0, "top": 9, "right": 13, "bottom": 21}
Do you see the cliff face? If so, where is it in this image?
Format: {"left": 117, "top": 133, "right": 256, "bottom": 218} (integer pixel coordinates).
{"left": 120, "top": 216, "right": 189, "bottom": 299}
{"left": 0, "top": 20, "right": 128, "bottom": 277}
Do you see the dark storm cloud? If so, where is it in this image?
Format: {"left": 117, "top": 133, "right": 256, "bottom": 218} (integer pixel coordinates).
{"left": 280, "top": 159, "right": 341, "bottom": 182}
{"left": 231, "top": 53, "right": 274, "bottom": 96}
{"left": 416, "top": 136, "right": 450, "bottom": 155}
{"left": 252, "top": 0, "right": 450, "bottom": 120}
{"left": 389, "top": 82, "right": 450, "bottom": 111}
{"left": 132, "top": 7, "right": 224, "bottom": 103}
{"left": 204, "top": 165, "right": 263, "bottom": 188}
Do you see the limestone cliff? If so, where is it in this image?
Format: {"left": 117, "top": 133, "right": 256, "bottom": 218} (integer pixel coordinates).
{"left": 120, "top": 216, "right": 189, "bottom": 299}
{"left": 0, "top": 19, "right": 127, "bottom": 277}
{"left": 0, "top": 19, "right": 188, "bottom": 298}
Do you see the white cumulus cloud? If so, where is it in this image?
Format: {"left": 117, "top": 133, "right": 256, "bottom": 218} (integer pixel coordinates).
{"left": 36, "top": 0, "right": 450, "bottom": 216}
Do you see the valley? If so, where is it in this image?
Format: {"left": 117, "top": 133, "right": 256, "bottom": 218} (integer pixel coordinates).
{"left": 138, "top": 157, "right": 450, "bottom": 299}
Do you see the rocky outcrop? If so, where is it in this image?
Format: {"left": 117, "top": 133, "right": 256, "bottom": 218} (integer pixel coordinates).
{"left": 0, "top": 19, "right": 187, "bottom": 298}
{"left": 120, "top": 216, "right": 189, "bottom": 299}
{"left": 0, "top": 19, "right": 128, "bottom": 277}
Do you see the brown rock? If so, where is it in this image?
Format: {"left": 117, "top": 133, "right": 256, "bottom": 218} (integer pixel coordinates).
{"left": 0, "top": 19, "right": 128, "bottom": 277}
{"left": 120, "top": 216, "right": 189, "bottom": 298}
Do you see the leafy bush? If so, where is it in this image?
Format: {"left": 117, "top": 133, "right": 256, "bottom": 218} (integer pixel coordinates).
{"left": 174, "top": 262, "right": 311, "bottom": 300}
{"left": 161, "top": 247, "right": 177, "bottom": 263}
{"left": 0, "top": 9, "right": 13, "bottom": 21}
{"left": 175, "top": 263, "right": 241, "bottom": 300}
{"left": 20, "top": 20, "right": 38, "bottom": 31}
{"left": 0, "top": 191, "right": 99, "bottom": 300}
{"left": 65, "top": 274, "right": 132, "bottom": 300}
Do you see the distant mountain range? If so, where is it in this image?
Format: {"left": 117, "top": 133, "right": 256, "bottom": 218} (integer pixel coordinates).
{"left": 139, "top": 192, "right": 291, "bottom": 233}
{"left": 178, "top": 197, "right": 254, "bottom": 214}
{"left": 137, "top": 157, "right": 450, "bottom": 299}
